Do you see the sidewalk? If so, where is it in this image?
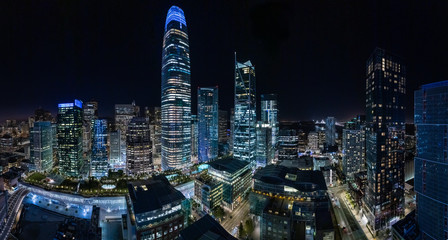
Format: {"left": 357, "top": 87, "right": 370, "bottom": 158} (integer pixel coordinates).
{"left": 340, "top": 194, "right": 376, "bottom": 240}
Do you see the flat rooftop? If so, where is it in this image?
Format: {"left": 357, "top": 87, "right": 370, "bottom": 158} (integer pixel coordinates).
{"left": 208, "top": 158, "right": 249, "bottom": 174}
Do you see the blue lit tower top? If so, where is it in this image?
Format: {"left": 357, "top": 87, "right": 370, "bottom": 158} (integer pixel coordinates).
{"left": 164, "top": 6, "right": 187, "bottom": 31}
{"left": 161, "top": 5, "right": 191, "bottom": 171}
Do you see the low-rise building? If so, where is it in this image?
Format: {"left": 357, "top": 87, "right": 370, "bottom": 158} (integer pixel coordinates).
{"left": 194, "top": 175, "right": 223, "bottom": 213}
{"left": 127, "top": 176, "right": 190, "bottom": 240}
{"left": 178, "top": 214, "right": 237, "bottom": 240}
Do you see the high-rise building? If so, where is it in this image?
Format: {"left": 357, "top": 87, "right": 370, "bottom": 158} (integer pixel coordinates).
{"left": 109, "top": 130, "right": 121, "bottom": 170}
{"left": 82, "top": 101, "right": 98, "bottom": 154}
{"left": 197, "top": 87, "right": 218, "bottom": 163}
{"left": 191, "top": 115, "right": 198, "bottom": 163}
{"left": 115, "top": 102, "right": 140, "bottom": 169}
{"left": 233, "top": 57, "right": 256, "bottom": 166}
{"left": 57, "top": 100, "right": 83, "bottom": 177}
{"left": 229, "top": 108, "right": 234, "bottom": 154}
{"left": 261, "top": 94, "right": 279, "bottom": 148}
{"left": 307, "top": 131, "right": 319, "bottom": 153}
{"left": 364, "top": 48, "right": 406, "bottom": 230}
{"left": 325, "top": 116, "right": 336, "bottom": 147}
{"left": 126, "top": 117, "right": 152, "bottom": 175}
{"left": 30, "top": 121, "right": 53, "bottom": 172}
{"left": 414, "top": 80, "right": 448, "bottom": 240}
{"left": 91, "top": 119, "right": 108, "bottom": 178}
{"left": 161, "top": 6, "right": 191, "bottom": 171}
{"left": 148, "top": 107, "right": 162, "bottom": 169}
{"left": 256, "top": 122, "right": 272, "bottom": 167}
{"left": 278, "top": 122, "right": 299, "bottom": 161}
{"left": 342, "top": 129, "right": 365, "bottom": 178}
{"left": 218, "top": 110, "right": 230, "bottom": 156}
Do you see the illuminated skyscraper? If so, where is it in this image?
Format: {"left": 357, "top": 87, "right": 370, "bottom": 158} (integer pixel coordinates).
{"left": 256, "top": 121, "right": 272, "bottom": 167}
{"left": 115, "top": 102, "right": 139, "bottom": 169}
{"left": 82, "top": 101, "right": 98, "bottom": 154}
{"left": 161, "top": 6, "right": 191, "bottom": 171}
{"left": 126, "top": 117, "right": 152, "bottom": 175}
{"left": 30, "top": 121, "right": 53, "bottom": 172}
{"left": 364, "top": 48, "right": 406, "bottom": 230}
{"left": 57, "top": 100, "right": 83, "bottom": 177}
{"left": 233, "top": 57, "right": 256, "bottom": 166}
{"left": 261, "top": 94, "right": 279, "bottom": 148}
{"left": 325, "top": 116, "right": 336, "bottom": 147}
{"left": 197, "top": 87, "right": 218, "bottom": 163}
{"left": 414, "top": 80, "right": 448, "bottom": 240}
{"left": 91, "top": 119, "right": 108, "bottom": 178}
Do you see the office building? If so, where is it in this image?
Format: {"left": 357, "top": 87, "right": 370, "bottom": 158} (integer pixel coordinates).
{"left": 364, "top": 48, "right": 406, "bottom": 230}
{"left": 127, "top": 176, "right": 190, "bottom": 240}
{"left": 250, "top": 165, "right": 333, "bottom": 240}
{"left": 208, "top": 158, "right": 251, "bottom": 210}
{"left": 194, "top": 174, "right": 223, "bottom": 213}
{"left": 256, "top": 122, "right": 273, "bottom": 167}
{"left": 91, "top": 119, "right": 108, "bottom": 178}
{"left": 414, "top": 80, "right": 448, "bottom": 240}
{"left": 115, "top": 102, "right": 140, "bottom": 169}
{"left": 109, "top": 130, "right": 121, "bottom": 170}
{"left": 191, "top": 115, "right": 198, "bottom": 163}
{"left": 278, "top": 122, "right": 299, "bottom": 161}
{"left": 161, "top": 6, "right": 191, "bottom": 171}
{"left": 261, "top": 94, "right": 279, "bottom": 148}
{"left": 342, "top": 128, "right": 365, "bottom": 179}
{"left": 233, "top": 57, "right": 256, "bottom": 166}
{"left": 307, "top": 131, "right": 319, "bottom": 153}
{"left": 29, "top": 121, "right": 53, "bottom": 172}
{"left": 126, "top": 117, "right": 152, "bottom": 175}
{"left": 218, "top": 110, "right": 230, "bottom": 156}
{"left": 82, "top": 101, "right": 98, "bottom": 153}
{"left": 148, "top": 107, "right": 162, "bottom": 169}
{"left": 57, "top": 100, "right": 83, "bottom": 177}
{"left": 197, "top": 87, "right": 219, "bottom": 163}
{"left": 229, "top": 108, "right": 234, "bottom": 154}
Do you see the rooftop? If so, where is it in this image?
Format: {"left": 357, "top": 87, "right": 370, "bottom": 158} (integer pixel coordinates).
{"left": 392, "top": 210, "right": 419, "bottom": 240}
{"left": 421, "top": 80, "right": 448, "bottom": 90}
{"left": 254, "top": 165, "right": 327, "bottom": 192}
{"left": 128, "top": 175, "right": 185, "bottom": 214}
{"left": 208, "top": 158, "right": 249, "bottom": 174}
{"left": 178, "top": 214, "right": 237, "bottom": 240}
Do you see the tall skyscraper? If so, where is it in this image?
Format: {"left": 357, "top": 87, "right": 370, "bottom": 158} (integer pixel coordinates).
{"left": 261, "top": 94, "right": 279, "bottom": 148}
{"left": 414, "top": 80, "right": 448, "bottom": 240}
{"left": 256, "top": 121, "right": 272, "bottom": 167}
{"left": 325, "top": 116, "right": 336, "bottom": 147}
{"left": 342, "top": 129, "right": 365, "bottom": 178}
{"left": 233, "top": 57, "right": 256, "bottom": 166}
{"left": 126, "top": 117, "right": 152, "bottom": 175}
{"left": 161, "top": 6, "right": 191, "bottom": 171}
{"left": 278, "top": 122, "right": 299, "bottom": 161}
{"left": 30, "top": 121, "right": 53, "bottom": 172}
{"left": 109, "top": 130, "right": 121, "bottom": 169}
{"left": 191, "top": 115, "right": 198, "bottom": 163}
{"left": 115, "top": 102, "right": 139, "bottom": 169}
{"left": 218, "top": 110, "right": 230, "bottom": 156}
{"left": 57, "top": 100, "right": 83, "bottom": 177}
{"left": 148, "top": 107, "right": 162, "bottom": 169}
{"left": 364, "top": 48, "right": 406, "bottom": 231}
{"left": 82, "top": 101, "right": 98, "bottom": 154}
{"left": 91, "top": 119, "right": 108, "bottom": 178}
{"left": 197, "top": 87, "right": 219, "bottom": 163}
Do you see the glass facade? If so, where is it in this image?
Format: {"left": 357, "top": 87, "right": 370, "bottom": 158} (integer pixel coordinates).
{"left": 57, "top": 100, "right": 83, "bottom": 177}
{"left": 256, "top": 122, "right": 273, "bottom": 167}
{"left": 91, "top": 119, "right": 108, "bottom": 178}
{"left": 414, "top": 80, "right": 448, "bottom": 240}
{"left": 233, "top": 58, "right": 256, "bottom": 166}
{"left": 261, "top": 94, "right": 279, "bottom": 148}
{"left": 115, "top": 102, "right": 140, "bottom": 169}
{"left": 364, "top": 48, "right": 406, "bottom": 230}
{"left": 109, "top": 130, "right": 121, "bottom": 170}
{"left": 197, "top": 87, "right": 218, "bottom": 163}
{"left": 161, "top": 6, "right": 191, "bottom": 171}
{"left": 30, "top": 121, "right": 53, "bottom": 172}
{"left": 342, "top": 129, "right": 365, "bottom": 178}
{"left": 126, "top": 117, "right": 152, "bottom": 175}
{"left": 325, "top": 117, "right": 336, "bottom": 147}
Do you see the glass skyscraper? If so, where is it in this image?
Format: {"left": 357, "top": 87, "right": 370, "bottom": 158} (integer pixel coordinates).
{"left": 30, "top": 121, "right": 53, "bottom": 172}
{"left": 364, "top": 48, "right": 406, "bottom": 230}
{"left": 261, "top": 94, "right": 279, "bottom": 148}
{"left": 115, "top": 102, "right": 140, "bottom": 169}
{"left": 126, "top": 117, "right": 152, "bottom": 175}
{"left": 57, "top": 99, "right": 83, "bottom": 177}
{"left": 233, "top": 57, "right": 256, "bottom": 166}
{"left": 414, "top": 80, "right": 448, "bottom": 240}
{"left": 325, "top": 116, "right": 336, "bottom": 147}
{"left": 161, "top": 5, "right": 191, "bottom": 171}
{"left": 91, "top": 119, "right": 108, "bottom": 178}
{"left": 197, "top": 87, "right": 218, "bottom": 163}
{"left": 256, "top": 121, "right": 272, "bottom": 167}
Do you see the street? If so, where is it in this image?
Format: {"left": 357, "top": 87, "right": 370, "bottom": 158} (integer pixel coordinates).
{"left": 221, "top": 199, "right": 250, "bottom": 237}
{"left": 0, "top": 188, "right": 29, "bottom": 240}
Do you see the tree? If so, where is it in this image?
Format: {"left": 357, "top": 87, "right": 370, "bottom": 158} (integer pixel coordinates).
{"left": 244, "top": 219, "right": 254, "bottom": 236}
{"left": 212, "top": 206, "right": 225, "bottom": 219}
{"left": 239, "top": 223, "right": 245, "bottom": 238}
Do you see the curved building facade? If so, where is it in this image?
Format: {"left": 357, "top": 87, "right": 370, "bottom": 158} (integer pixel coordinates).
{"left": 161, "top": 6, "right": 191, "bottom": 171}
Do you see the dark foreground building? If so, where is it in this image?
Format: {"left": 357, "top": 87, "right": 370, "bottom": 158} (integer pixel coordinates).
{"left": 128, "top": 176, "right": 190, "bottom": 240}
{"left": 178, "top": 214, "right": 236, "bottom": 240}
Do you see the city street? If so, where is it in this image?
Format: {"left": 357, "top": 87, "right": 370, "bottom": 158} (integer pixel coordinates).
{"left": 328, "top": 184, "right": 369, "bottom": 240}
{"left": 221, "top": 199, "right": 250, "bottom": 237}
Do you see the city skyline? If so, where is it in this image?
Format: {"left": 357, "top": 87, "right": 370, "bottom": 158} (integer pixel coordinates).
{"left": 4, "top": 1, "right": 448, "bottom": 122}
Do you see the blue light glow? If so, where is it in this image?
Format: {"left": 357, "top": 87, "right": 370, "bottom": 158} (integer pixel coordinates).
{"left": 75, "top": 99, "right": 83, "bottom": 108}
{"left": 165, "top": 6, "right": 186, "bottom": 31}
{"left": 58, "top": 103, "right": 74, "bottom": 108}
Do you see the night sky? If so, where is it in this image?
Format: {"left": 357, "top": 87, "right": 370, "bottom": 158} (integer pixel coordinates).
{"left": 2, "top": 0, "right": 448, "bottom": 122}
